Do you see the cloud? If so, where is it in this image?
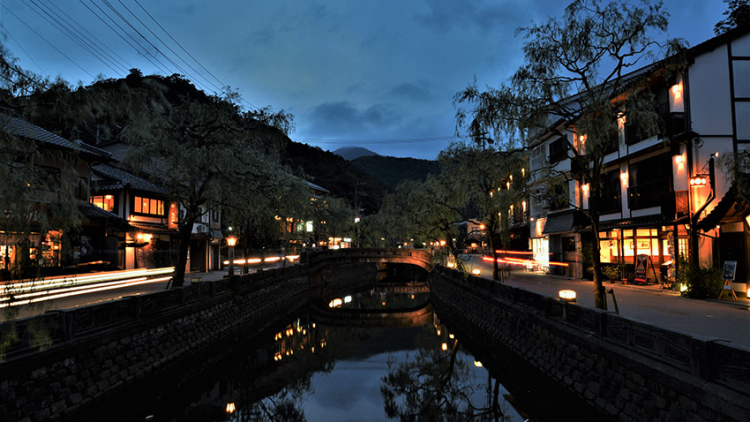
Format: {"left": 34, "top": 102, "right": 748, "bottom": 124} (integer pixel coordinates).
{"left": 414, "top": 0, "right": 539, "bottom": 34}
{"left": 389, "top": 82, "right": 434, "bottom": 102}
{"left": 306, "top": 101, "right": 401, "bottom": 136}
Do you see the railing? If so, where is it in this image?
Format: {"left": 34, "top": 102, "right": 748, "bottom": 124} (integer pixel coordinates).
{"left": 627, "top": 178, "right": 671, "bottom": 210}
{"left": 305, "top": 248, "right": 434, "bottom": 272}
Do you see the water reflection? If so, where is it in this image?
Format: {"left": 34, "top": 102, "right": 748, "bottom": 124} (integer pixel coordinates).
{"left": 81, "top": 281, "right": 580, "bottom": 422}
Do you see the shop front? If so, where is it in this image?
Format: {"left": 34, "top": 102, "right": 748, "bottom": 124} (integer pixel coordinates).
{"left": 598, "top": 223, "right": 689, "bottom": 284}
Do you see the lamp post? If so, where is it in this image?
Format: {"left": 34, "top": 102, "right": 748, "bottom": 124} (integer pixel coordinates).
{"left": 227, "top": 236, "right": 237, "bottom": 276}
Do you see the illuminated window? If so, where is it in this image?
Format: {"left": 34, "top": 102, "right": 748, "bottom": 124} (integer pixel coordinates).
{"left": 90, "top": 195, "right": 115, "bottom": 212}
{"left": 134, "top": 196, "right": 164, "bottom": 216}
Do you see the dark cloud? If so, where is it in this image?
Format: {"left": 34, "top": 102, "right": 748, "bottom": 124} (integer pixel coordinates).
{"left": 389, "top": 82, "right": 434, "bottom": 102}
{"left": 414, "top": 0, "right": 531, "bottom": 34}
{"left": 307, "top": 101, "right": 401, "bottom": 136}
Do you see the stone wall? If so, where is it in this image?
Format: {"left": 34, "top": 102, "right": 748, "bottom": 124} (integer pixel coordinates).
{"left": 0, "top": 266, "right": 313, "bottom": 422}
{"left": 429, "top": 267, "right": 750, "bottom": 422}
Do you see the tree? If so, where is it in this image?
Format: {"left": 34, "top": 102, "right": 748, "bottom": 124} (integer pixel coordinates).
{"left": 123, "top": 82, "right": 294, "bottom": 287}
{"left": 437, "top": 142, "right": 527, "bottom": 281}
{"left": 455, "top": 0, "right": 684, "bottom": 309}
{"left": 714, "top": 0, "right": 750, "bottom": 35}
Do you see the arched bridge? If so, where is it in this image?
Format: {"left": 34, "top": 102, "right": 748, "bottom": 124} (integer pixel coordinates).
{"left": 305, "top": 248, "right": 434, "bottom": 274}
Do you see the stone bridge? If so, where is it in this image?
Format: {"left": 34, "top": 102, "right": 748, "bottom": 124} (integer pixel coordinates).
{"left": 305, "top": 248, "right": 434, "bottom": 274}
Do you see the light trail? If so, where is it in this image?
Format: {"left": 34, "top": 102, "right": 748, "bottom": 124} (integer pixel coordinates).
{"left": 1, "top": 267, "right": 174, "bottom": 296}
{"left": 0, "top": 276, "right": 171, "bottom": 308}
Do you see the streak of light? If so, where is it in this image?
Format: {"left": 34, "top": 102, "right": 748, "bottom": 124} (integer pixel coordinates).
{"left": 0, "top": 276, "right": 171, "bottom": 308}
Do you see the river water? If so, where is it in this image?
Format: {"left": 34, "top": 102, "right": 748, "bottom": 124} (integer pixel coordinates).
{"left": 79, "top": 277, "right": 603, "bottom": 422}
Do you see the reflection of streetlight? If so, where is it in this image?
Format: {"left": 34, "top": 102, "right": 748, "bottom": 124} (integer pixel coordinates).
{"left": 227, "top": 236, "right": 237, "bottom": 276}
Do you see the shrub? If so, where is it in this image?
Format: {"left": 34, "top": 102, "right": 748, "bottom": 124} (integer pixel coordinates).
{"left": 683, "top": 265, "right": 724, "bottom": 299}
{"left": 602, "top": 264, "right": 623, "bottom": 281}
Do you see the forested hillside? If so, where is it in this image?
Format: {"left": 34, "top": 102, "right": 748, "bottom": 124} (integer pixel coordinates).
{"left": 351, "top": 155, "right": 439, "bottom": 190}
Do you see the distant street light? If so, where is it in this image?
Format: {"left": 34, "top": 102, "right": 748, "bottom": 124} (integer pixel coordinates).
{"left": 227, "top": 236, "right": 237, "bottom": 276}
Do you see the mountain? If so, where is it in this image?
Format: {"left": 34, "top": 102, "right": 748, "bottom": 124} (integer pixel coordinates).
{"left": 333, "top": 146, "right": 379, "bottom": 161}
{"left": 282, "top": 141, "right": 388, "bottom": 213}
{"left": 351, "top": 155, "right": 440, "bottom": 191}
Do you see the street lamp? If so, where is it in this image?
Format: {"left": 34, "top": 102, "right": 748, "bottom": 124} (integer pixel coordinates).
{"left": 227, "top": 236, "right": 237, "bottom": 276}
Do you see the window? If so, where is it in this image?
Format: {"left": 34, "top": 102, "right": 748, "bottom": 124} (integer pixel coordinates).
{"left": 733, "top": 60, "right": 750, "bottom": 98}
{"left": 90, "top": 195, "right": 115, "bottom": 212}
{"left": 628, "top": 155, "right": 671, "bottom": 210}
{"left": 134, "top": 196, "right": 165, "bottom": 216}
{"left": 596, "top": 171, "right": 622, "bottom": 214}
{"left": 548, "top": 137, "right": 568, "bottom": 164}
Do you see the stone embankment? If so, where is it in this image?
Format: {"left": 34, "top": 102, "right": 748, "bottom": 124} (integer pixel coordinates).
{"left": 429, "top": 266, "right": 750, "bottom": 422}
{"left": 0, "top": 266, "right": 310, "bottom": 421}
{"left": 0, "top": 263, "right": 381, "bottom": 422}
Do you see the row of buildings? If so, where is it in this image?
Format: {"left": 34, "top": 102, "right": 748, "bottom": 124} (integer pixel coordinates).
{"left": 0, "top": 113, "right": 226, "bottom": 278}
{"left": 489, "top": 25, "right": 749, "bottom": 295}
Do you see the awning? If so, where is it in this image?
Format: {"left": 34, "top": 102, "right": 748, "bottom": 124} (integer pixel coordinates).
{"left": 695, "top": 184, "right": 750, "bottom": 231}
{"left": 543, "top": 210, "right": 582, "bottom": 235}
{"left": 211, "top": 230, "right": 224, "bottom": 239}
{"left": 129, "top": 221, "right": 178, "bottom": 234}
{"left": 596, "top": 215, "right": 673, "bottom": 231}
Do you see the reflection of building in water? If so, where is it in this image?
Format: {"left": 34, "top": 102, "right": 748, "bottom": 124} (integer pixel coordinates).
{"left": 273, "top": 315, "right": 323, "bottom": 362}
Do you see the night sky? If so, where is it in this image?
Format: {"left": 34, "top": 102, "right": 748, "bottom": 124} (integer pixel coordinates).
{"left": 0, "top": 0, "right": 728, "bottom": 159}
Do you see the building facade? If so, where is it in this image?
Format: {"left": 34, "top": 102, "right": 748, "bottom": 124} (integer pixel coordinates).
{"left": 528, "top": 26, "right": 750, "bottom": 294}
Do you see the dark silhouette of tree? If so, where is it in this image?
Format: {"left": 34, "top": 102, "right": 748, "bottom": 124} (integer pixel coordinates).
{"left": 714, "top": 0, "right": 750, "bottom": 35}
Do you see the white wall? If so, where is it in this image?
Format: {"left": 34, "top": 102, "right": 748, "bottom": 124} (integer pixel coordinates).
{"left": 688, "top": 45, "right": 734, "bottom": 136}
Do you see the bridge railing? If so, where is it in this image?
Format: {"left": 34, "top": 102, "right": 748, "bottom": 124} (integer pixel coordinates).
{"left": 305, "top": 248, "right": 433, "bottom": 270}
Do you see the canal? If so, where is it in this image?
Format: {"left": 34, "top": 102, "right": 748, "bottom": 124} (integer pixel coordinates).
{"left": 74, "top": 269, "right": 605, "bottom": 422}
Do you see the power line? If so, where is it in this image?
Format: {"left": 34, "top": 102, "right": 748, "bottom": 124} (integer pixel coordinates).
{"left": 41, "top": 0, "right": 133, "bottom": 73}
{"left": 131, "top": 0, "right": 260, "bottom": 111}
{"left": 78, "top": 0, "right": 169, "bottom": 76}
{"left": 115, "top": 0, "right": 222, "bottom": 94}
{"left": 22, "top": 0, "right": 125, "bottom": 75}
{"left": 0, "top": 23, "right": 46, "bottom": 74}
{"left": 1, "top": 4, "right": 94, "bottom": 79}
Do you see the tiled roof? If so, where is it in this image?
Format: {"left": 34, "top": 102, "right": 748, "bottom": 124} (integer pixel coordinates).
{"left": 92, "top": 164, "right": 166, "bottom": 194}
{"left": 0, "top": 113, "right": 110, "bottom": 160}
{"left": 78, "top": 203, "right": 126, "bottom": 221}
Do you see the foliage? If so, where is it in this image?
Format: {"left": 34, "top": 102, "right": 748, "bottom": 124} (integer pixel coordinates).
{"left": 281, "top": 140, "right": 388, "bottom": 214}
{"left": 119, "top": 80, "right": 295, "bottom": 285}
{"left": 714, "top": 0, "right": 750, "bottom": 35}
{"left": 682, "top": 264, "right": 724, "bottom": 299}
{"left": 602, "top": 263, "right": 623, "bottom": 280}
{"left": 351, "top": 155, "right": 440, "bottom": 191}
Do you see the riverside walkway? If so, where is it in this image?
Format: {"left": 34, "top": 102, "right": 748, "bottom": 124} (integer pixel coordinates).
{"left": 463, "top": 254, "right": 750, "bottom": 349}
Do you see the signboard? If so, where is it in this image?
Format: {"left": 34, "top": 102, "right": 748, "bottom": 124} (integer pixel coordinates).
{"left": 635, "top": 254, "right": 649, "bottom": 281}
{"left": 723, "top": 261, "right": 737, "bottom": 281}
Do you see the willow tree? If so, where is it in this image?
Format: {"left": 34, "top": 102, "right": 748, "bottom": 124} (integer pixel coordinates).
{"left": 124, "top": 83, "right": 294, "bottom": 287}
{"left": 455, "top": 0, "right": 684, "bottom": 309}
{"left": 438, "top": 142, "right": 527, "bottom": 281}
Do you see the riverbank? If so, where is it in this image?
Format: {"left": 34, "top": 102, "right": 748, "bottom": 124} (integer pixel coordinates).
{"left": 429, "top": 265, "right": 750, "bottom": 422}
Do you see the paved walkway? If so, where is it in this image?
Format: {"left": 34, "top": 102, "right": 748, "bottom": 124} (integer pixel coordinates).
{"left": 462, "top": 255, "right": 750, "bottom": 349}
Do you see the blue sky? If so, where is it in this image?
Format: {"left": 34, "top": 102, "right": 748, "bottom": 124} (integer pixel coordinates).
{"left": 0, "top": 0, "right": 728, "bottom": 159}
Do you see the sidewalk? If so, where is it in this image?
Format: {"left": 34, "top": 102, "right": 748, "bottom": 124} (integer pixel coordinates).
{"left": 463, "top": 255, "right": 750, "bottom": 349}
